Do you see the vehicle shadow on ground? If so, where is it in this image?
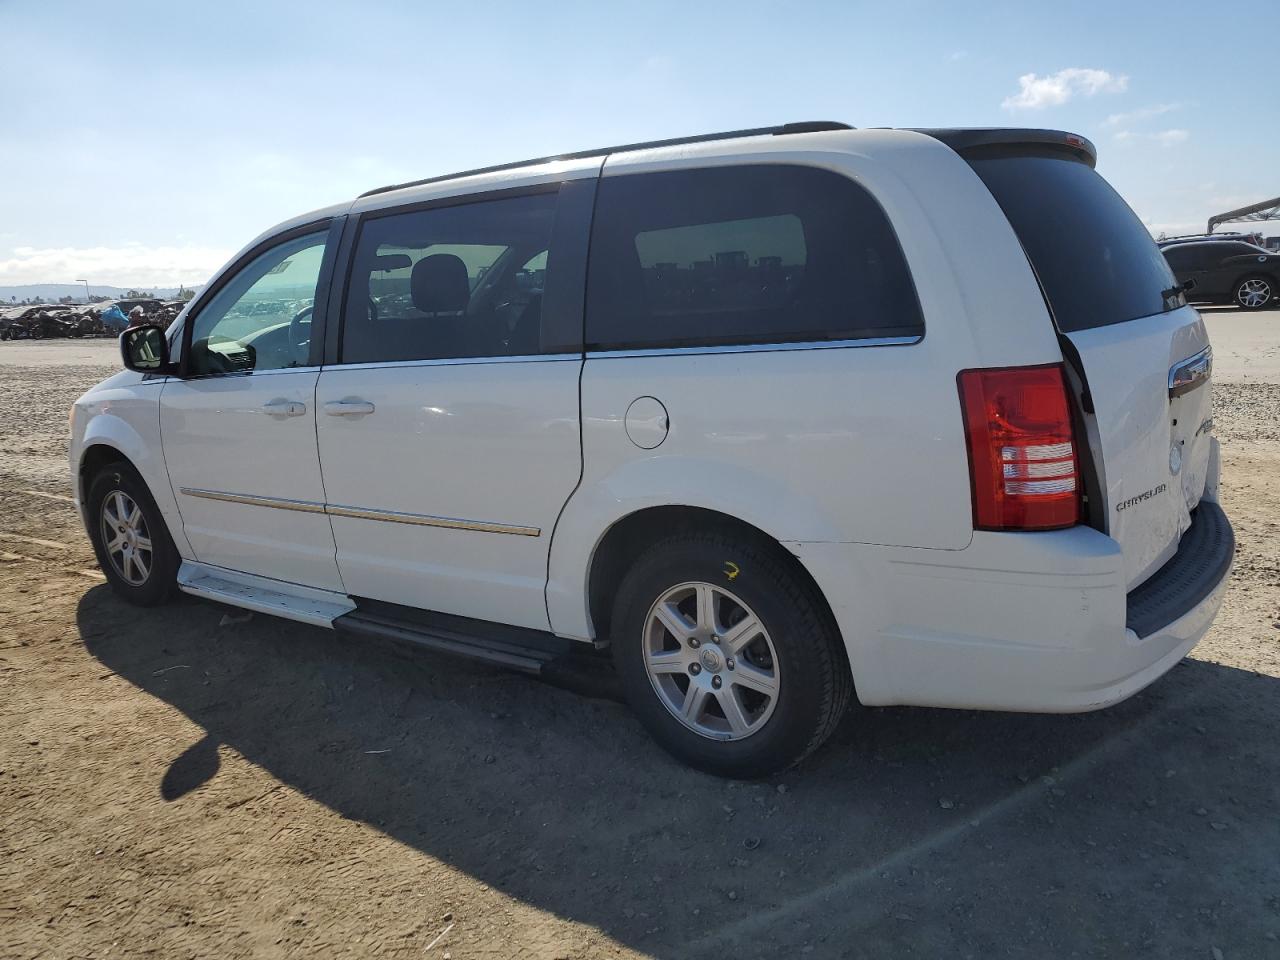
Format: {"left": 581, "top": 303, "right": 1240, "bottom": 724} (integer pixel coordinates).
{"left": 78, "top": 587, "right": 1280, "bottom": 958}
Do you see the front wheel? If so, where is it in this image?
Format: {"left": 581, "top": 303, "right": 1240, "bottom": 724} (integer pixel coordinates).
{"left": 1235, "top": 276, "right": 1274, "bottom": 310}
{"left": 86, "top": 462, "right": 179, "bottom": 605}
{"left": 611, "top": 532, "right": 851, "bottom": 778}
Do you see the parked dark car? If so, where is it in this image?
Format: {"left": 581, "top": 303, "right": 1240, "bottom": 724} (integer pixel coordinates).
{"left": 1162, "top": 240, "right": 1279, "bottom": 310}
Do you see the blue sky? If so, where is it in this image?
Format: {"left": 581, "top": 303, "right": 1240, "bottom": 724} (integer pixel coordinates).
{"left": 0, "top": 0, "right": 1274, "bottom": 287}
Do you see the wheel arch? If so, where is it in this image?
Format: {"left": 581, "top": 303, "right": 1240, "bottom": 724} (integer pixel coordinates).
{"left": 75, "top": 423, "right": 193, "bottom": 558}
{"left": 77, "top": 442, "right": 141, "bottom": 502}
{"left": 1232, "top": 270, "right": 1279, "bottom": 295}
{"left": 583, "top": 504, "right": 845, "bottom": 662}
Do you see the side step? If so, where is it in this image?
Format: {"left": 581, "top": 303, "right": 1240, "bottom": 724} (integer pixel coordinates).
{"left": 177, "top": 561, "right": 355, "bottom": 628}
{"left": 333, "top": 600, "right": 575, "bottom": 675}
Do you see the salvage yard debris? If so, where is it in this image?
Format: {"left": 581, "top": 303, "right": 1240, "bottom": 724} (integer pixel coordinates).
{"left": 0, "top": 299, "right": 184, "bottom": 341}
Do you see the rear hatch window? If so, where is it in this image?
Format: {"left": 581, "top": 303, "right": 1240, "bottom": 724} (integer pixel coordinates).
{"left": 965, "top": 151, "right": 1179, "bottom": 332}
{"left": 960, "top": 143, "right": 1213, "bottom": 590}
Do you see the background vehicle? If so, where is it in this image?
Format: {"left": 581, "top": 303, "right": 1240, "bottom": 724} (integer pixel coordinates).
{"left": 71, "top": 124, "right": 1232, "bottom": 778}
{"left": 1157, "top": 231, "right": 1264, "bottom": 248}
{"left": 1162, "top": 239, "right": 1280, "bottom": 310}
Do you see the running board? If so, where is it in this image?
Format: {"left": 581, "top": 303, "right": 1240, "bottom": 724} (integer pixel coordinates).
{"left": 334, "top": 600, "right": 574, "bottom": 675}
{"left": 176, "top": 561, "right": 355, "bottom": 628}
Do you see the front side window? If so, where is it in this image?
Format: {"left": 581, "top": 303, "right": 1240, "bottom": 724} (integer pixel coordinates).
{"left": 585, "top": 165, "right": 923, "bottom": 351}
{"left": 187, "top": 231, "right": 328, "bottom": 376}
{"left": 341, "top": 191, "right": 558, "bottom": 364}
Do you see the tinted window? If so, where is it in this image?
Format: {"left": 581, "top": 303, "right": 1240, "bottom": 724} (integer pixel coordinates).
{"left": 188, "top": 231, "right": 327, "bottom": 376}
{"left": 967, "top": 153, "right": 1178, "bottom": 332}
{"left": 585, "top": 165, "right": 923, "bottom": 350}
{"left": 1162, "top": 245, "right": 1200, "bottom": 271}
{"left": 341, "top": 191, "right": 557, "bottom": 363}
{"left": 1221, "top": 242, "right": 1265, "bottom": 257}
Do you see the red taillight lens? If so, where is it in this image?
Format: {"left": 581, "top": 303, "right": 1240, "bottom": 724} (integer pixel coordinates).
{"left": 958, "top": 364, "right": 1082, "bottom": 531}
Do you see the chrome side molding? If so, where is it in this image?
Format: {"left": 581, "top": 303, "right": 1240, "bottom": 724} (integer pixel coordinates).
{"left": 179, "top": 487, "right": 326, "bottom": 513}
{"left": 179, "top": 487, "right": 539, "bottom": 537}
{"left": 325, "top": 502, "right": 540, "bottom": 537}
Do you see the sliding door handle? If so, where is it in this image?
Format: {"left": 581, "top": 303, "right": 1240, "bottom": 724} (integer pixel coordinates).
{"left": 323, "top": 399, "right": 376, "bottom": 417}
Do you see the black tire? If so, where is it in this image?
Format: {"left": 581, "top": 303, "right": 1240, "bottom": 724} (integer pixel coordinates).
{"left": 86, "top": 461, "right": 179, "bottom": 605}
{"left": 1234, "top": 275, "right": 1274, "bottom": 311}
{"left": 611, "top": 530, "right": 851, "bottom": 778}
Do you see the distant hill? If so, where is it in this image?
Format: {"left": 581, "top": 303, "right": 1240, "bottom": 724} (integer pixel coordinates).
{"left": 0, "top": 283, "right": 202, "bottom": 304}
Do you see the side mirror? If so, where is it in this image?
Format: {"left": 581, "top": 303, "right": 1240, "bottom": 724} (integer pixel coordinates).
{"left": 120, "top": 324, "right": 174, "bottom": 374}
{"left": 1182, "top": 278, "right": 1198, "bottom": 292}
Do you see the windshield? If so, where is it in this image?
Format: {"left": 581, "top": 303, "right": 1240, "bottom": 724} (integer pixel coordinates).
{"left": 966, "top": 152, "right": 1179, "bottom": 333}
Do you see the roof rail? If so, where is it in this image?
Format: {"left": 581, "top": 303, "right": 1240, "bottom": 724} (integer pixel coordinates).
{"left": 357, "top": 121, "right": 853, "bottom": 199}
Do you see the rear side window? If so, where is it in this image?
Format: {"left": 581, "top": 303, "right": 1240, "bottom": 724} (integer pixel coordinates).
{"left": 341, "top": 191, "right": 557, "bottom": 364}
{"left": 966, "top": 153, "right": 1178, "bottom": 332}
{"left": 585, "top": 165, "right": 923, "bottom": 350}
{"left": 1163, "top": 245, "right": 1200, "bottom": 271}
{"left": 1221, "top": 242, "right": 1265, "bottom": 257}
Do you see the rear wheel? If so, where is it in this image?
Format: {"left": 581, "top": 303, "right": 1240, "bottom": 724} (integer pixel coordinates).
{"left": 1234, "top": 276, "right": 1273, "bottom": 310}
{"left": 86, "top": 462, "right": 179, "bottom": 605}
{"left": 611, "top": 531, "right": 851, "bottom": 778}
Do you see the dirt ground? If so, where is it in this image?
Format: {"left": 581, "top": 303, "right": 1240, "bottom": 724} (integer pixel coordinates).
{"left": 2, "top": 315, "right": 1279, "bottom": 960}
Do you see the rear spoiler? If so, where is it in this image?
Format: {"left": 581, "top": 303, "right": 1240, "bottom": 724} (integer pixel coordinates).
{"left": 910, "top": 128, "right": 1097, "bottom": 168}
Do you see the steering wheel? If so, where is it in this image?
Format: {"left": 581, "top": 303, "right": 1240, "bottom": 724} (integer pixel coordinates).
{"left": 288, "top": 305, "right": 314, "bottom": 362}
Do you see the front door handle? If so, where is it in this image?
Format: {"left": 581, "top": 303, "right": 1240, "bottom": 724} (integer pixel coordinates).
{"left": 323, "top": 399, "right": 376, "bottom": 417}
{"left": 261, "top": 399, "right": 306, "bottom": 418}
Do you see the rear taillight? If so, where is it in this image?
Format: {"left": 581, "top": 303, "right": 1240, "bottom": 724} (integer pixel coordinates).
{"left": 958, "top": 364, "right": 1082, "bottom": 531}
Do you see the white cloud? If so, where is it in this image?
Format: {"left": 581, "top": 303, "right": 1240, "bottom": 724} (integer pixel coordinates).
{"left": 1153, "top": 128, "right": 1189, "bottom": 146}
{"left": 1002, "top": 67, "right": 1128, "bottom": 111}
{"left": 0, "top": 243, "right": 234, "bottom": 287}
{"left": 947, "top": 50, "right": 968, "bottom": 62}
{"left": 1113, "top": 128, "right": 1190, "bottom": 148}
{"left": 1104, "top": 102, "right": 1180, "bottom": 127}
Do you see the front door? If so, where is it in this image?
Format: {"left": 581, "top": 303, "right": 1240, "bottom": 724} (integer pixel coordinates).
{"left": 315, "top": 181, "right": 593, "bottom": 630}
{"left": 161, "top": 225, "right": 344, "bottom": 592}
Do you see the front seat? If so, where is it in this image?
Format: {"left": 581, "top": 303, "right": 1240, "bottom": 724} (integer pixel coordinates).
{"left": 404, "top": 253, "right": 472, "bottom": 358}
{"left": 411, "top": 254, "right": 470, "bottom": 316}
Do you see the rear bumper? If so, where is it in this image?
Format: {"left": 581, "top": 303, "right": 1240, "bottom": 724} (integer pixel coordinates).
{"left": 792, "top": 500, "right": 1233, "bottom": 713}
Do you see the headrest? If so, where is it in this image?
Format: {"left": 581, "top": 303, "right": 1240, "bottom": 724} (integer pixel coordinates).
{"left": 411, "top": 254, "right": 470, "bottom": 314}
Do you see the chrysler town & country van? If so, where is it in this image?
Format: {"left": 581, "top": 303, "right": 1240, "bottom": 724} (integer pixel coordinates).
{"left": 71, "top": 122, "right": 1233, "bottom": 776}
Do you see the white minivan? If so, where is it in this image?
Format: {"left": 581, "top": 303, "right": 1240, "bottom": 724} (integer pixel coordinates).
{"left": 71, "top": 123, "right": 1233, "bottom": 777}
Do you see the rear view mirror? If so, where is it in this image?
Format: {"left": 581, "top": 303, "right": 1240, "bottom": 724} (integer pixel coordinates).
{"left": 120, "top": 324, "right": 173, "bottom": 374}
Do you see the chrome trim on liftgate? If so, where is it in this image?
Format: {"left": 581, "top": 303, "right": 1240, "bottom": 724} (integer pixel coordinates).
{"left": 1169, "top": 345, "right": 1212, "bottom": 399}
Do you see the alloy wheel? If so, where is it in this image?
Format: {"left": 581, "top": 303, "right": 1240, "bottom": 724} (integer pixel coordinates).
{"left": 1237, "top": 278, "right": 1271, "bottom": 308}
{"left": 100, "top": 489, "right": 153, "bottom": 586}
{"left": 643, "top": 581, "right": 780, "bottom": 741}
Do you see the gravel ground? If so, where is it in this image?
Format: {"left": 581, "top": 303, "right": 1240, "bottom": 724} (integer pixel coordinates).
{"left": 1, "top": 330, "right": 1278, "bottom": 960}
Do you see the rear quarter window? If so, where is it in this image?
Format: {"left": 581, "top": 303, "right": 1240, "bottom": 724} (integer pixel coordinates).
{"left": 1162, "top": 246, "right": 1200, "bottom": 271}
{"left": 966, "top": 153, "right": 1178, "bottom": 332}
{"left": 585, "top": 164, "right": 923, "bottom": 351}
